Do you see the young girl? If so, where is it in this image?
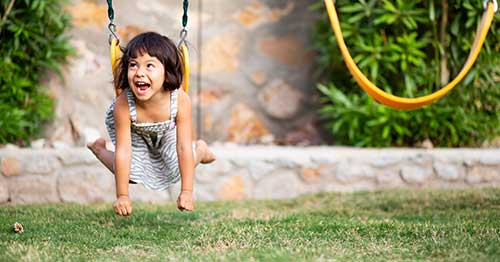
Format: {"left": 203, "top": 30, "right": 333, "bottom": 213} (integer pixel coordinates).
{"left": 88, "top": 32, "right": 215, "bottom": 216}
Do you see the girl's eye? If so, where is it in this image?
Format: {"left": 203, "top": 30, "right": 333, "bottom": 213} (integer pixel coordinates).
{"left": 129, "top": 63, "right": 137, "bottom": 68}
{"left": 147, "top": 63, "right": 155, "bottom": 68}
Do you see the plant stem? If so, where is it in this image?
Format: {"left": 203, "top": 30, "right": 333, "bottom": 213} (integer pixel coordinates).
{"left": 440, "top": 0, "right": 450, "bottom": 85}
{"left": 0, "top": 0, "right": 16, "bottom": 35}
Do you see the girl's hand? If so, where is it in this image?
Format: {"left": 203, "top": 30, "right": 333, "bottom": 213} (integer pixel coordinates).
{"left": 113, "top": 195, "right": 132, "bottom": 216}
{"left": 177, "top": 191, "right": 194, "bottom": 211}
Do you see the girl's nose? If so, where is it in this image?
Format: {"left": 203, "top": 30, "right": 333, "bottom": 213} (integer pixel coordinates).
{"left": 136, "top": 66, "right": 146, "bottom": 77}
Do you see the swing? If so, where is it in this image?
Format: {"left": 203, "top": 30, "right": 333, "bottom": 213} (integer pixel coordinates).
{"left": 324, "top": 0, "right": 497, "bottom": 110}
{"left": 105, "top": 0, "right": 190, "bottom": 97}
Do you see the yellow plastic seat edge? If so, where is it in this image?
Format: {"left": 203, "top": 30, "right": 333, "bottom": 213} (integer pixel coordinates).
{"left": 110, "top": 38, "right": 121, "bottom": 97}
{"left": 180, "top": 43, "right": 190, "bottom": 93}
{"left": 324, "top": 0, "right": 495, "bottom": 110}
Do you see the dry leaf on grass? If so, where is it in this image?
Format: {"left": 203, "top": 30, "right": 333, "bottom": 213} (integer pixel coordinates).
{"left": 13, "top": 222, "right": 24, "bottom": 234}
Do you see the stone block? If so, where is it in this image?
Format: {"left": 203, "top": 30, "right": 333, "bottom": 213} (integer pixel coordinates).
{"left": 301, "top": 166, "right": 323, "bottom": 183}
{"left": 215, "top": 169, "right": 253, "bottom": 200}
{"left": 254, "top": 169, "right": 304, "bottom": 199}
{"left": 461, "top": 150, "right": 500, "bottom": 166}
{"left": 336, "top": 163, "right": 376, "bottom": 183}
{"left": 258, "top": 79, "right": 303, "bottom": 119}
{"left": 478, "top": 153, "right": 500, "bottom": 165}
{"left": 200, "top": 32, "right": 242, "bottom": 73}
{"left": 248, "top": 160, "right": 276, "bottom": 181}
{"left": 311, "top": 153, "right": 339, "bottom": 165}
{"left": 117, "top": 25, "right": 145, "bottom": 42}
{"left": 22, "top": 153, "right": 60, "bottom": 175}
{"left": 58, "top": 167, "right": 114, "bottom": 203}
{"left": 217, "top": 175, "right": 247, "bottom": 200}
{"left": 376, "top": 169, "right": 405, "bottom": 188}
{"left": 196, "top": 90, "right": 222, "bottom": 107}
{"left": 235, "top": 2, "right": 294, "bottom": 28}
{"left": 66, "top": 2, "right": 107, "bottom": 28}
{"left": 236, "top": 1, "right": 265, "bottom": 28}
{"left": 194, "top": 184, "right": 216, "bottom": 201}
{"left": 195, "top": 159, "right": 232, "bottom": 184}
{"left": 0, "top": 176, "right": 9, "bottom": 203}
{"left": 434, "top": 162, "right": 465, "bottom": 181}
{"left": 80, "top": 127, "right": 101, "bottom": 145}
{"left": 323, "top": 181, "right": 377, "bottom": 193}
{"left": 400, "top": 166, "right": 434, "bottom": 185}
{"left": 31, "top": 139, "right": 46, "bottom": 149}
{"left": 466, "top": 166, "right": 500, "bottom": 184}
{"left": 267, "top": 3, "right": 295, "bottom": 22}
{"left": 318, "top": 164, "right": 337, "bottom": 181}
{"left": 9, "top": 175, "right": 59, "bottom": 204}
{"left": 1, "top": 156, "right": 21, "bottom": 177}
{"left": 367, "top": 153, "right": 407, "bottom": 167}
{"left": 57, "top": 148, "right": 99, "bottom": 166}
{"left": 273, "top": 152, "right": 314, "bottom": 168}
{"left": 227, "top": 103, "right": 271, "bottom": 144}
{"left": 259, "top": 35, "right": 313, "bottom": 67}
{"left": 250, "top": 71, "right": 268, "bottom": 86}
{"left": 410, "top": 153, "right": 433, "bottom": 165}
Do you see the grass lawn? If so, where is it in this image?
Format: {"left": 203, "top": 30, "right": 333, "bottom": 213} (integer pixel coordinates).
{"left": 1, "top": 188, "right": 500, "bottom": 261}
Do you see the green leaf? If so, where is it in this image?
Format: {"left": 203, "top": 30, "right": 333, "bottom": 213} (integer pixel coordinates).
{"left": 0, "top": 0, "right": 71, "bottom": 144}
{"left": 312, "top": 0, "right": 500, "bottom": 147}
{"left": 429, "top": 0, "right": 435, "bottom": 22}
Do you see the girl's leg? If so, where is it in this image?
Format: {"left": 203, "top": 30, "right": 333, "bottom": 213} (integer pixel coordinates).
{"left": 89, "top": 138, "right": 214, "bottom": 171}
{"left": 87, "top": 138, "right": 115, "bottom": 173}
{"left": 194, "top": 139, "right": 216, "bottom": 167}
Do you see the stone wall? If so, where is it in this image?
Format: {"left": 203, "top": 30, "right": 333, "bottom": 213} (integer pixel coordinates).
{"left": 45, "top": 0, "right": 320, "bottom": 149}
{"left": 1, "top": 147, "right": 499, "bottom": 204}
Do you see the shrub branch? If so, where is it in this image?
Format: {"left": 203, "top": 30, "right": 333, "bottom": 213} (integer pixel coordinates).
{"left": 0, "top": 0, "right": 16, "bottom": 34}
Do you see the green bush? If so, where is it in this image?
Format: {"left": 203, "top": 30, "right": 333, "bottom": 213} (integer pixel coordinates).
{"left": 313, "top": 0, "right": 500, "bottom": 147}
{"left": 0, "top": 0, "right": 73, "bottom": 145}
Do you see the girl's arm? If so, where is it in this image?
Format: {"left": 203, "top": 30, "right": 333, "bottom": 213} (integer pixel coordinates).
{"left": 176, "top": 88, "right": 195, "bottom": 210}
{"left": 113, "top": 92, "right": 133, "bottom": 215}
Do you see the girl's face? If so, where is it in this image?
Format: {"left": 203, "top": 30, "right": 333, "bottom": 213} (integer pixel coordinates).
{"left": 127, "top": 52, "right": 166, "bottom": 102}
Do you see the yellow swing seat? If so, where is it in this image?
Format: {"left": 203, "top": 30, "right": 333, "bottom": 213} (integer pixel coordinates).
{"left": 324, "top": 0, "right": 496, "bottom": 110}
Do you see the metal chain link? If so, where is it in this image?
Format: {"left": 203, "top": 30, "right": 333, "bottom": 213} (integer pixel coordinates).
{"left": 483, "top": 0, "right": 498, "bottom": 13}
{"left": 182, "top": 0, "right": 189, "bottom": 28}
{"left": 107, "top": 0, "right": 114, "bottom": 21}
{"left": 179, "top": 0, "right": 189, "bottom": 47}
{"left": 106, "top": 0, "right": 119, "bottom": 44}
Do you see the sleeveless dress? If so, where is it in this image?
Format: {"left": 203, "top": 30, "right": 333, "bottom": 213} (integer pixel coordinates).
{"left": 105, "top": 88, "right": 191, "bottom": 191}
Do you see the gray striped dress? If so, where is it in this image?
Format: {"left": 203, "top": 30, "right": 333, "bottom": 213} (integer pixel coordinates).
{"left": 105, "top": 88, "right": 189, "bottom": 191}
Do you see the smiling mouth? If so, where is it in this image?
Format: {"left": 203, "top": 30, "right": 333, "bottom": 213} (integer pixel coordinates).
{"left": 135, "top": 82, "right": 150, "bottom": 94}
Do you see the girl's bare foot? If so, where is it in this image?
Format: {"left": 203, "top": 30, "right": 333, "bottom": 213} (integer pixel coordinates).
{"left": 87, "top": 138, "right": 115, "bottom": 173}
{"left": 87, "top": 138, "right": 107, "bottom": 156}
{"left": 196, "top": 140, "right": 216, "bottom": 164}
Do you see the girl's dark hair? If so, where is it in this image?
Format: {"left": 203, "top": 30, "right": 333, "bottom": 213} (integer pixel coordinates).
{"left": 113, "top": 32, "right": 183, "bottom": 91}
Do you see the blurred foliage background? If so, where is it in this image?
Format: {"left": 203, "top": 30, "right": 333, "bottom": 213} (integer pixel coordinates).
{"left": 313, "top": 0, "right": 500, "bottom": 147}
{"left": 0, "top": 0, "right": 73, "bottom": 145}
{"left": 1, "top": 0, "right": 498, "bottom": 147}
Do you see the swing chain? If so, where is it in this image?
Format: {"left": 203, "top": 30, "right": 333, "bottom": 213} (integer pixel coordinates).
{"left": 179, "top": 28, "right": 188, "bottom": 47}
{"left": 179, "top": 0, "right": 189, "bottom": 47}
{"left": 106, "top": 0, "right": 120, "bottom": 45}
{"left": 107, "top": 0, "right": 114, "bottom": 21}
{"left": 108, "top": 23, "right": 120, "bottom": 44}
{"left": 182, "top": 0, "right": 189, "bottom": 28}
{"left": 483, "top": 0, "right": 498, "bottom": 13}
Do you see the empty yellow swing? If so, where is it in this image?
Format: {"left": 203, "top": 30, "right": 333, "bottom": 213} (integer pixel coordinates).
{"left": 324, "top": 0, "right": 497, "bottom": 110}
